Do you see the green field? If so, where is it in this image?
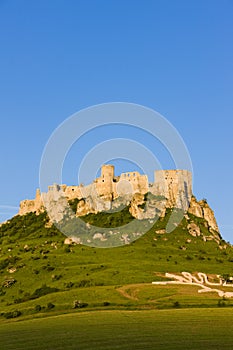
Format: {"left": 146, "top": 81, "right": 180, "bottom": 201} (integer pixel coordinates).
{"left": 1, "top": 308, "right": 233, "bottom": 349}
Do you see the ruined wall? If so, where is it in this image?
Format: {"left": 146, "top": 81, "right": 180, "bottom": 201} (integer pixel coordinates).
{"left": 64, "top": 185, "right": 83, "bottom": 200}
{"left": 18, "top": 165, "right": 193, "bottom": 218}
{"left": 117, "top": 172, "right": 148, "bottom": 196}
{"left": 19, "top": 189, "right": 44, "bottom": 216}
{"left": 151, "top": 169, "right": 192, "bottom": 209}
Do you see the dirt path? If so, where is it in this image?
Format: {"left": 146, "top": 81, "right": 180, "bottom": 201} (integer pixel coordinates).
{"left": 116, "top": 283, "right": 151, "bottom": 301}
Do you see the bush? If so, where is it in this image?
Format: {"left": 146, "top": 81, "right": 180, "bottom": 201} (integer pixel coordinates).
{"left": 218, "top": 299, "right": 226, "bottom": 307}
{"left": 4, "top": 310, "right": 21, "bottom": 319}
{"left": 77, "top": 279, "right": 92, "bottom": 288}
{"left": 35, "top": 304, "right": 41, "bottom": 312}
{"left": 0, "top": 288, "right": 6, "bottom": 296}
{"left": 173, "top": 301, "right": 181, "bottom": 308}
{"left": 103, "top": 301, "right": 110, "bottom": 306}
{"left": 64, "top": 282, "right": 74, "bottom": 289}
{"left": 31, "top": 284, "right": 59, "bottom": 299}
{"left": 47, "top": 302, "right": 55, "bottom": 310}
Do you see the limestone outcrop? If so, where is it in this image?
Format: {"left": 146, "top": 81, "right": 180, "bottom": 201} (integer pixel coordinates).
{"left": 188, "top": 196, "right": 219, "bottom": 233}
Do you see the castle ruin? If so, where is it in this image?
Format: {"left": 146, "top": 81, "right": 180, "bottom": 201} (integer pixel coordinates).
{"left": 19, "top": 165, "right": 192, "bottom": 216}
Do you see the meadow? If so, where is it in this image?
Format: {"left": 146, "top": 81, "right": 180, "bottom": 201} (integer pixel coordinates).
{"left": 1, "top": 308, "right": 233, "bottom": 349}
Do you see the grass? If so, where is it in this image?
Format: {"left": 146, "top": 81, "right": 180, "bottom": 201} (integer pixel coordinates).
{"left": 0, "top": 208, "right": 233, "bottom": 318}
{"left": 1, "top": 205, "right": 233, "bottom": 349}
{"left": 1, "top": 308, "right": 233, "bottom": 349}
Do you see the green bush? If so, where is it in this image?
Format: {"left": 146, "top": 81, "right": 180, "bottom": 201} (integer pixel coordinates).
{"left": 173, "top": 301, "right": 181, "bottom": 308}
{"left": 31, "top": 284, "right": 59, "bottom": 299}
{"left": 47, "top": 302, "right": 55, "bottom": 310}
{"left": 4, "top": 310, "right": 21, "bottom": 319}
{"left": 0, "top": 288, "right": 6, "bottom": 296}
{"left": 103, "top": 301, "right": 110, "bottom": 306}
{"left": 77, "top": 279, "right": 93, "bottom": 288}
{"left": 35, "top": 305, "right": 42, "bottom": 312}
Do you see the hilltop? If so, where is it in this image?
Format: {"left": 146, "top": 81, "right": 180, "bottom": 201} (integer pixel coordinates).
{"left": 17, "top": 165, "right": 218, "bottom": 247}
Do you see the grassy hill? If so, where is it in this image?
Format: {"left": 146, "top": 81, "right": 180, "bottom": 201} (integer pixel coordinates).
{"left": 0, "top": 207, "right": 233, "bottom": 320}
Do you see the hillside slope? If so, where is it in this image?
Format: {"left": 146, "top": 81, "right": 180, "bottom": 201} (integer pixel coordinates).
{"left": 0, "top": 204, "right": 233, "bottom": 318}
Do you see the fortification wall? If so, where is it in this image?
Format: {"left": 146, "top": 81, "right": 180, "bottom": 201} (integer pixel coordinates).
{"left": 152, "top": 169, "right": 192, "bottom": 209}
{"left": 18, "top": 165, "right": 193, "bottom": 217}
{"left": 19, "top": 189, "right": 44, "bottom": 216}
{"left": 118, "top": 172, "right": 148, "bottom": 195}
{"left": 64, "top": 185, "right": 83, "bottom": 200}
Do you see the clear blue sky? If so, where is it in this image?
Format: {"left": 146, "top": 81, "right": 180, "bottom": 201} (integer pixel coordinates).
{"left": 0, "top": 1, "right": 233, "bottom": 241}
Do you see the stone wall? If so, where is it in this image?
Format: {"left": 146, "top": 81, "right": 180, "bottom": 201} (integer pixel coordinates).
{"left": 151, "top": 169, "right": 192, "bottom": 210}
{"left": 19, "top": 189, "right": 44, "bottom": 216}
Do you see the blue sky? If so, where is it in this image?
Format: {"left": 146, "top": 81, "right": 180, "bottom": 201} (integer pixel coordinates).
{"left": 0, "top": 0, "right": 233, "bottom": 241}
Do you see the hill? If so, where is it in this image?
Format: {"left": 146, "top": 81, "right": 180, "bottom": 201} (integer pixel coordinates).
{"left": 0, "top": 202, "right": 233, "bottom": 320}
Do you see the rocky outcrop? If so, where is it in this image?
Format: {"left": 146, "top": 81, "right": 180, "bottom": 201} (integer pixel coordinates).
{"left": 188, "top": 196, "right": 219, "bottom": 233}
{"left": 187, "top": 222, "right": 201, "bottom": 237}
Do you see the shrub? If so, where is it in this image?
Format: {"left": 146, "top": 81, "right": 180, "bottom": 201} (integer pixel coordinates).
{"left": 173, "top": 301, "right": 181, "bottom": 308}
{"left": 31, "top": 284, "right": 59, "bottom": 299}
{"left": 47, "top": 302, "right": 55, "bottom": 310}
{"left": 77, "top": 279, "right": 92, "bottom": 288}
{"left": 103, "top": 301, "right": 110, "bottom": 306}
{"left": 64, "top": 281, "right": 74, "bottom": 288}
{"left": 35, "top": 305, "right": 41, "bottom": 312}
{"left": 4, "top": 310, "right": 21, "bottom": 319}
{"left": 0, "top": 288, "right": 6, "bottom": 296}
{"left": 218, "top": 299, "right": 226, "bottom": 307}
{"left": 64, "top": 246, "right": 71, "bottom": 253}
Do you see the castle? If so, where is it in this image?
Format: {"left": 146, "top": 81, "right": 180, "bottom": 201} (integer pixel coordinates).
{"left": 19, "top": 165, "right": 192, "bottom": 216}
{"left": 18, "top": 165, "right": 220, "bottom": 234}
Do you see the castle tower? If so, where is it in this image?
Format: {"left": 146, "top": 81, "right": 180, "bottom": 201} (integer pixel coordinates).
{"left": 95, "top": 164, "right": 115, "bottom": 198}
{"left": 101, "top": 164, "right": 114, "bottom": 181}
{"left": 35, "top": 188, "right": 41, "bottom": 200}
{"left": 153, "top": 170, "right": 192, "bottom": 209}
